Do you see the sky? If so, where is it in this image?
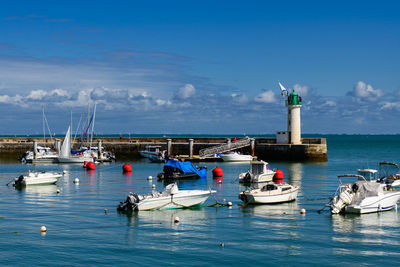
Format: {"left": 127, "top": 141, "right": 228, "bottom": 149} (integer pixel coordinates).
{"left": 0, "top": 0, "right": 400, "bottom": 135}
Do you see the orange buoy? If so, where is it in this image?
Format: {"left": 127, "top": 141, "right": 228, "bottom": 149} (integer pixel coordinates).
{"left": 122, "top": 163, "right": 132, "bottom": 173}
{"left": 212, "top": 167, "right": 223, "bottom": 178}
{"left": 83, "top": 161, "right": 88, "bottom": 168}
{"left": 273, "top": 170, "right": 283, "bottom": 184}
{"left": 86, "top": 162, "right": 95, "bottom": 170}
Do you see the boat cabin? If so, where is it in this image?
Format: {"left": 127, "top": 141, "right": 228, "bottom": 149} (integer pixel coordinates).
{"left": 250, "top": 161, "right": 270, "bottom": 175}
{"left": 357, "top": 169, "right": 378, "bottom": 181}
{"left": 145, "top": 145, "right": 162, "bottom": 153}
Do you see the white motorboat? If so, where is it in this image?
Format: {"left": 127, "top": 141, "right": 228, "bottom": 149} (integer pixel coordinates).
{"left": 21, "top": 146, "right": 59, "bottom": 163}
{"left": 139, "top": 145, "right": 166, "bottom": 163}
{"left": 13, "top": 170, "right": 62, "bottom": 187}
{"left": 20, "top": 107, "right": 59, "bottom": 163}
{"left": 328, "top": 169, "right": 400, "bottom": 214}
{"left": 219, "top": 152, "right": 253, "bottom": 162}
{"left": 117, "top": 183, "right": 215, "bottom": 211}
{"left": 239, "top": 182, "right": 299, "bottom": 204}
{"left": 239, "top": 160, "right": 276, "bottom": 183}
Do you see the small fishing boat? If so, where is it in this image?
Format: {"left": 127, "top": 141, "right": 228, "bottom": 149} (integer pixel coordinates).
{"left": 219, "top": 152, "right": 253, "bottom": 162}
{"left": 157, "top": 160, "right": 207, "bottom": 180}
{"left": 139, "top": 145, "right": 167, "bottom": 163}
{"left": 13, "top": 170, "right": 62, "bottom": 187}
{"left": 117, "top": 183, "right": 215, "bottom": 211}
{"left": 239, "top": 182, "right": 299, "bottom": 204}
{"left": 328, "top": 169, "right": 400, "bottom": 214}
{"left": 239, "top": 160, "right": 276, "bottom": 183}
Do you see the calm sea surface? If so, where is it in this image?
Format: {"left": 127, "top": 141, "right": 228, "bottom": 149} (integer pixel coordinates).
{"left": 1, "top": 135, "right": 400, "bottom": 266}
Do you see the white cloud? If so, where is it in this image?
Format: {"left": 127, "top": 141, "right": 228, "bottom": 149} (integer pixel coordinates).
{"left": 177, "top": 84, "right": 196, "bottom": 99}
{"left": 349, "top": 81, "right": 383, "bottom": 101}
{"left": 292, "top": 84, "right": 309, "bottom": 96}
{"left": 231, "top": 93, "right": 248, "bottom": 104}
{"left": 254, "top": 90, "right": 276, "bottom": 103}
{"left": 27, "top": 89, "right": 47, "bottom": 100}
{"left": 380, "top": 102, "right": 400, "bottom": 110}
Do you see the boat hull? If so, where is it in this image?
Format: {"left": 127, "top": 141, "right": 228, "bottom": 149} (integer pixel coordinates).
{"left": 137, "top": 190, "right": 213, "bottom": 210}
{"left": 219, "top": 154, "right": 253, "bottom": 162}
{"left": 240, "top": 187, "right": 299, "bottom": 204}
{"left": 344, "top": 191, "right": 400, "bottom": 214}
{"left": 18, "top": 172, "right": 62, "bottom": 186}
{"left": 58, "top": 156, "right": 93, "bottom": 163}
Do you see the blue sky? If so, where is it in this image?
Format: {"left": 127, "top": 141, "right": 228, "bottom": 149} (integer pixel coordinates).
{"left": 0, "top": 1, "right": 399, "bottom": 135}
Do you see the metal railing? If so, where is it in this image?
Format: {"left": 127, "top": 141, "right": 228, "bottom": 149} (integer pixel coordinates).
{"left": 199, "top": 138, "right": 252, "bottom": 158}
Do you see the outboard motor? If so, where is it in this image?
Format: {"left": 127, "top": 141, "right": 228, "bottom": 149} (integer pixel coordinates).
{"left": 13, "top": 175, "right": 24, "bottom": 188}
{"left": 117, "top": 193, "right": 140, "bottom": 212}
{"left": 244, "top": 172, "right": 253, "bottom": 183}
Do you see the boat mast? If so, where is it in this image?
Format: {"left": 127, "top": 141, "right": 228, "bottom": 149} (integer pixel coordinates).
{"left": 90, "top": 103, "right": 96, "bottom": 149}
{"left": 42, "top": 105, "right": 45, "bottom": 146}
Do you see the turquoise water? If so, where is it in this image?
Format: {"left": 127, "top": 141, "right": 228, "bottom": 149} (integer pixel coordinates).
{"left": 1, "top": 135, "right": 400, "bottom": 266}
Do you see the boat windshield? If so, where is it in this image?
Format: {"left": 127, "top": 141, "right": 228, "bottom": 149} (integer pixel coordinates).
{"left": 251, "top": 163, "right": 264, "bottom": 175}
{"left": 357, "top": 169, "right": 377, "bottom": 181}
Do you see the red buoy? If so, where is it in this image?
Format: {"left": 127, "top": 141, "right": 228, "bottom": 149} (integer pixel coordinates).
{"left": 86, "top": 162, "right": 95, "bottom": 170}
{"left": 212, "top": 167, "right": 223, "bottom": 178}
{"left": 83, "top": 161, "right": 88, "bottom": 168}
{"left": 122, "top": 163, "right": 132, "bottom": 173}
{"left": 273, "top": 170, "right": 283, "bottom": 184}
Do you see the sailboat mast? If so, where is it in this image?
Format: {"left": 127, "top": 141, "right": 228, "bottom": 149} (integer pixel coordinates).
{"left": 90, "top": 103, "right": 96, "bottom": 149}
{"left": 42, "top": 106, "right": 45, "bottom": 146}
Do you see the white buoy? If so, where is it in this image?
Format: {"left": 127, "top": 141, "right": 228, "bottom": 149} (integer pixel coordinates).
{"left": 63, "top": 170, "right": 68, "bottom": 174}
{"left": 104, "top": 208, "right": 108, "bottom": 214}
{"left": 174, "top": 216, "right": 180, "bottom": 223}
{"left": 300, "top": 208, "right": 306, "bottom": 214}
{"left": 227, "top": 202, "right": 232, "bottom": 206}
{"left": 220, "top": 242, "right": 225, "bottom": 247}
{"left": 152, "top": 184, "right": 156, "bottom": 189}
{"left": 56, "top": 189, "right": 61, "bottom": 194}
{"left": 147, "top": 175, "right": 153, "bottom": 180}
{"left": 74, "top": 178, "right": 79, "bottom": 184}
{"left": 40, "top": 226, "right": 47, "bottom": 232}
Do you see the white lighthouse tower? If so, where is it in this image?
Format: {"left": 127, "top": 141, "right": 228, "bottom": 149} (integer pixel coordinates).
{"left": 286, "top": 90, "right": 302, "bottom": 144}
{"left": 276, "top": 83, "right": 303, "bottom": 145}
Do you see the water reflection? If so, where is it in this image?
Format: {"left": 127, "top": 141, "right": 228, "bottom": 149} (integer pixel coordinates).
{"left": 121, "top": 208, "right": 210, "bottom": 228}
{"left": 331, "top": 211, "right": 400, "bottom": 254}
{"left": 287, "top": 163, "right": 303, "bottom": 187}
{"left": 240, "top": 201, "right": 300, "bottom": 218}
{"left": 19, "top": 184, "right": 60, "bottom": 196}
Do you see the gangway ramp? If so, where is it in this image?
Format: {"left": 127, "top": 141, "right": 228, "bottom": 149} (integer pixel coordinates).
{"left": 199, "top": 137, "right": 252, "bottom": 158}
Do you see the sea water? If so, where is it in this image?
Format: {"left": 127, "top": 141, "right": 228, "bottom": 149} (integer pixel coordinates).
{"left": 1, "top": 135, "right": 400, "bottom": 266}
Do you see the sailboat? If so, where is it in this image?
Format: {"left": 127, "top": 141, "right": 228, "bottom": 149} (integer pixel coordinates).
{"left": 57, "top": 126, "right": 94, "bottom": 163}
{"left": 20, "top": 107, "right": 59, "bottom": 163}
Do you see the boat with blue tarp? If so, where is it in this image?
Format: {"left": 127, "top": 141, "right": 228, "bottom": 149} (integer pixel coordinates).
{"left": 157, "top": 160, "right": 207, "bottom": 180}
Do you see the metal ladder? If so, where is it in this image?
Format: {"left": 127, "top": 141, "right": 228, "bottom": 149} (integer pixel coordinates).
{"left": 199, "top": 138, "right": 251, "bottom": 158}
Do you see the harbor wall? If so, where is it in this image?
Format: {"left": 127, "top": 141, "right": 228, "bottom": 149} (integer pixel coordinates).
{"left": 0, "top": 137, "right": 327, "bottom": 162}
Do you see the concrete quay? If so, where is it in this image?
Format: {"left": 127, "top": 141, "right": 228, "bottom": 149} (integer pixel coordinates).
{"left": 0, "top": 136, "right": 327, "bottom": 162}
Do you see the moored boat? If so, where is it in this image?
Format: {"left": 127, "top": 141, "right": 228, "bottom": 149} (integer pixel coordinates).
{"left": 328, "top": 169, "right": 400, "bottom": 214}
{"left": 13, "top": 170, "right": 62, "bottom": 187}
{"left": 157, "top": 160, "right": 207, "bottom": 180}
{"left": 139, "top": 145, "right": 167, "bottom": 163}
{"left": 239, "top": 160, "right": 276, "bottom": 183}
{"left": 117, "top": 183, "right": 215, "bottom": 211}
{"left": 219, "top": 152, "right": 253, "bottom": 162}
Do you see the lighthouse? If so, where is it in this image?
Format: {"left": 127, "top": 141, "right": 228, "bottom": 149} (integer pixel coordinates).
{"left": 286, "top": 90, "right": 302, "bottom": 144}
